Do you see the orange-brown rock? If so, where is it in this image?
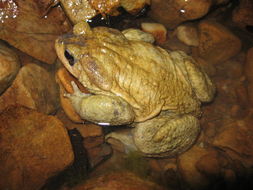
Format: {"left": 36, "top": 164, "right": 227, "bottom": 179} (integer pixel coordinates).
{"left": 245, "top": 47, "right": 253, "bottom": 105}
{"left": 178, "top": 145, "right": 211, "bottom": 189}
{"left": 0, "top": 106, "right": 74, "bottom": 190}
{"left": 197, "top": 20, "right": 242, "bottom": 64}
{"left": 149, "top": 0, "right": 212, "bottom": 29}
{"left": 232, "top": 0, "right": 253, "bottom": 28}
{"left": 56, "top": 67, "right": 89, "bottom": 123}
{"left": 0, "top": 63, "right": 59, "bottom": 114}
{"left": 215, "top": 0, "right": 230, "bottom": 4}
{"left": 87, "top": 143, "right": 112, "bottom": 168}
{"left": 175, "top": 24, "right": 199, "bottom": 47}
{"left": 0, "top": 0, "right": 71, "bottom": 64}
{"left": 196, "top": 151, "right": 226, "bottom": 178}
{"left": 141, "top": 22, "right": 167, "bottom": 44}
{"left": 0, "top": 41, "right": 20, "bottom": 94}
{"left": 69, "top": 171, "right": 166, "bottom": 190}
{"left": 161, "top": 31, "right": 191, "bottom": 54}
{"left": 213, "top": 116, "right": 253, "bottom": 168}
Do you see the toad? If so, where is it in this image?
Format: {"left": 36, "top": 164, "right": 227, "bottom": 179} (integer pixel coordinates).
{"left": 55, "top": 22, "right": 215, "bottom": 157}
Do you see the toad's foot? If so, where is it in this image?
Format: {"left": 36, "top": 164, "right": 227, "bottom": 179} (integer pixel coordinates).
{"left": 133, "top": 114, "right": 200, "bottom": 157}
{"left": 105, "top": 128, "right": 138, "bottom": 153}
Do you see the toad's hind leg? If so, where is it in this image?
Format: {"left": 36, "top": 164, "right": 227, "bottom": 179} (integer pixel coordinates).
{"left": 133, "top": 114, "right": 200, "bottom": 157}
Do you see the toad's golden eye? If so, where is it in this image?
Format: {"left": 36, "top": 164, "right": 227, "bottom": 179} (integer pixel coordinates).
{"left": 64, "top": 49, "right": 75, "bottom": 66}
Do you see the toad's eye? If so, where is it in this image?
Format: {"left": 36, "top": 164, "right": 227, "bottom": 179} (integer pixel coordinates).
{"left": 64, "top": 50, "right": 75, "bottom": 66}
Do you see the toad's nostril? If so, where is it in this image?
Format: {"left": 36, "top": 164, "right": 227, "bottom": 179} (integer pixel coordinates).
{"left": 64, "top": 50, "right": 75, "bottom": 66}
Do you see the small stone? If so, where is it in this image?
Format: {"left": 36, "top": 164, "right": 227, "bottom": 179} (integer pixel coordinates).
{"left": 77, "top": 123, "right": 103, "bottom": 138}
{"left": 83, "top": 136, "right": 104, "bottom": 149}
{"left": 175, "top": 24, "right": 199, "bottom": 46}
{"left": 69, "top": 171, "right": 166, "bottom": 190}
{"left": 141, "top": 22, "right": 167, "bottom": 44}
{"left": 0, "top": 63, "right": 59, "bottom": 114}
{"left": 245, "top": 47, "right": 253, "bottom": 105}
{"left": 106, "top": 137, "right": 126, "bottom": 153}
{"left": 0, "top": 41, "right": 20, "bottom": 94}
{"left": 87, "top": 143, "right": 112, "bottom": 168}
{"left": 197, "top": 20, "right": 242, "bottom": 64}
{"left": 162, "top": 31, "right": 191, "bottom": 54}
{"left": 149, "top": 0, "right": 212, "bottom": 29}
{"left": 178, "top": 145, "right": 210, "bottom": 189}
{"left": 0, "top": 106, "right": 74, "bottom": 190}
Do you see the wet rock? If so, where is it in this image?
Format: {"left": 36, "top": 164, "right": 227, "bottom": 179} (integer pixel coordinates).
{"left": 232, "top": 0, "right": 253, "bottom": 29}
{"left": 161, "top": 31, "right": 191, "bottom": 54}
{"left": 196, "top": 151, "right": 226, "bottom": 178}
{"left": 213, "top": 116, "right": 253, "bottom": 168}
{"left": 56, "top": 110, "right": 110, "bottom": 168}
{"left": 0, "top": 106, "right": 74, "bottom": 190}
{"left": 69, "top": 171, "right": 166, "bottom": 190}
{"left": 175, "top": 24, "right": 199, "bottom": 47}
{"left": 0, "top": 63, "right": 59, "bottom": 114}
{"left": 77, "top": 123, "right": 112, "bottom": 168}
{"left": 87, "top": 143, "right": 112, "bottom": 168}
{"left": 0, "top": 0, "right": 71, "bottom": 64}
{"left": 194, "top": 57, "right": 217, "bottom": 77}
{"left": 56, "top": 67, "right": 88, "bottom": 123}
{"left": 197, "top": 20, "right": 242, "bottom": 64}
{"left": 141, "top": 22, "right": 167, "bottom": 44}
{"left": 0, "top": 41, "right": 20, "bottom": 94}
{"left": 178, "top": 145, "right": 211, "bottom": 189}
{"left": 245, "top": 47, "right": 253, "bottom": 105}
{"left": 149, "top": 0, "right": 212, "bottom": 29}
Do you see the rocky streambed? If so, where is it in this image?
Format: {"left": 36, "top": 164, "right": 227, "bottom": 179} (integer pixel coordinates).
{"left": 0, "top": 0, "right": 253, "bottom": 190}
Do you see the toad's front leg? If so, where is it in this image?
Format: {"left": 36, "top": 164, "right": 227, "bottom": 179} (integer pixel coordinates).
{"left": 65, "top": 81, "right": 135, "bottom": 125}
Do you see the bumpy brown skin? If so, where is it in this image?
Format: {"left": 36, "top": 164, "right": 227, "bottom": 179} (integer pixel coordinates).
{"left": 55, "top": 22, "right": 215, "bottom": 157}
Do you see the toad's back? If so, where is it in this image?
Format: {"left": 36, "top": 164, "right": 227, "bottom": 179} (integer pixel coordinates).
{"left": 81, "top": 27, "right": 202, "bottom": 121}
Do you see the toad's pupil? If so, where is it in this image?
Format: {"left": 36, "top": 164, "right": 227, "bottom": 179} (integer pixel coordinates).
{"left": 64, "top": 50, "right": 75, "bottom": 66}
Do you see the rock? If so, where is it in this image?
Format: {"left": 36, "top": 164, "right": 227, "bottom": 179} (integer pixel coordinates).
{"left": 232, "top": 0, "right": 253, "bottom": 28}
{"left": 141, "top": 22, "right": 167, "bottom": 44}
{"left": 119, "top": 0, "right": 151, "bottom": 15}
{"left": 245, "top": 47, "right": 253, "bottom": 105}
{"left": 69, "top": 171, "right": 166, "bottom": 190}
{"left": 213, "top": 116, "right": 253, "bottom": 168}
{"left": 215, "top": 0, "right": 231, "bottom": 5}
{"left": 161, "top": 31, "right": 191, "bottom": 54}
{"left": 149, "top": 0, "right": 212, "bottom": 29}
{"left": 77, "top": 123, "right": 103, "bottom": 139}
{"left": 194, "top": 57, "right": 216, "bottom": 77}
{"left": 0, "top": 106, "right": 74, "bottom": 190}
{"left": 196, "top": 151, "right": 226, "bottom": 178}
{"left": 56, "top": 67, "right": 89, "bottom": 123}
{"left": 197, "top": 20, "right": 242, "bottom": 64}
{"left": 0, "top": 63, "right": 59, "bottom": 114}
{"left": 87, "top": 143, "right": 112, "bottom": 168}
{"left": 0, "top": 0, "right": 71, "bottom": 64}
{"left": 0, "top": 41, "right": 20, "bottom": 94}
{"left": 175, "top": 24, "right": 199, "bottom": 46}
{"left": 178, "top": 145, "right": 211, "bottom": 189}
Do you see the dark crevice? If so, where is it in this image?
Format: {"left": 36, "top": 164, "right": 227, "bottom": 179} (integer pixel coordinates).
{"left": 41, "top": 129, "right": 90, "bottom": 190}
